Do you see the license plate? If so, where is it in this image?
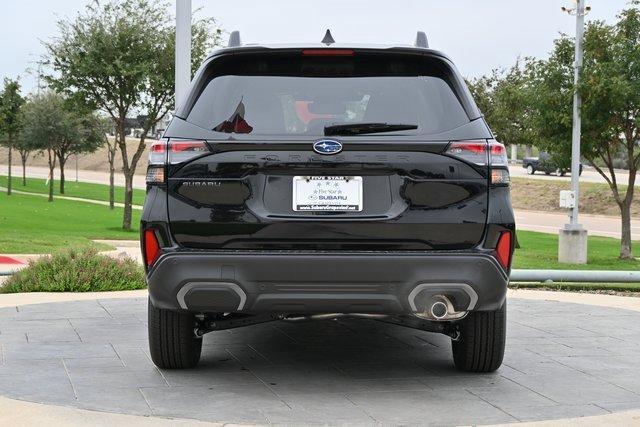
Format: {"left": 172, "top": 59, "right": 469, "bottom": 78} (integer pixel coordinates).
{"left": 293, "top": 176, "right": 363, "bottom": 212}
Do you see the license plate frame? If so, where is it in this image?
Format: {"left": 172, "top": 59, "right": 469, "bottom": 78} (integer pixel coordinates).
{"left": 292, "top": 176, "right": 363, "bottom": 212}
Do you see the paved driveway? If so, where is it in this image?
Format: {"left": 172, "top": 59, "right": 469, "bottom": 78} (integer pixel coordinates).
{"left": 1, "top": 297, "right": 640, "bottom": 425}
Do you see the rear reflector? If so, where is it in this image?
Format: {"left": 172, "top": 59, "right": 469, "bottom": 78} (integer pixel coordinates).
{"left": 302, "top": 49, "right": 355, "bottom": 56}
{"left": 144, "top": 229, "right": 161, "bottom": 267}
{"left": 495, "top": 231, "right": 512, "bottom": 270}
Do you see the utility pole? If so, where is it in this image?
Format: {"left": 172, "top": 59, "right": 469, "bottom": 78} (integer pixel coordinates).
{"left": 559, "top": 0, "right": 589, "bottom": 264}
{"left": 175, "top": 0, "right": 192, "bottom": 109}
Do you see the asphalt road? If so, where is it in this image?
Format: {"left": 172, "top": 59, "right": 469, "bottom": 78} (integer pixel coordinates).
{"left": 516, "top": 209, "right": 640, "bottom": 240}
{"left": 509, "top": 164, "right": 638, "bottom": 186}
{"left": 2, "top": 164, "right": 636, "bottom": 240}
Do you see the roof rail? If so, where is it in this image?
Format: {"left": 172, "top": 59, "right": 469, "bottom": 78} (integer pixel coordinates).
{"left": 415, "top": 31, "right": 429, "bottom": 48}
{"left": 228, "top": 30, "right": 241, "bottom": 47}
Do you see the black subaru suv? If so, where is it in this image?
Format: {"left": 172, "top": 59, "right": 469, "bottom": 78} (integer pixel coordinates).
{"left": 142, "top": 32, "right": 515, "bottom": 372}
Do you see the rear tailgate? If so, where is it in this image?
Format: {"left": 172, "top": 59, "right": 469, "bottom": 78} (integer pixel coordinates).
{"left": 166, "top": 138, "right": 489, "bottom": 251}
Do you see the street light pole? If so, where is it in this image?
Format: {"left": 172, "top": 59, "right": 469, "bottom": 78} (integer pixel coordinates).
{"left": 175, "top": 0, "right": 192, "bottom": 109}
{"left": 569, "top": 0, "right": 585, "bottom": 228}
{"left": 559, "top": 0, "right": 588, "bottom": 264}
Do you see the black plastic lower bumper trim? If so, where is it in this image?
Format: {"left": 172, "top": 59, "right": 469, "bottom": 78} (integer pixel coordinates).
{"left": 147, "top": 251, "right": 508, "bottom": 314}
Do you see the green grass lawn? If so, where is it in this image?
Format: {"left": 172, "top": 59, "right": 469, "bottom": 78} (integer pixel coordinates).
{"left": 510, "top": 282, "right": 640, "bottom": 292}
{"left": 1, "top": 175, "right": 146, "bottom": 206}
{"left": 514, "top": 230, "right": 640, "bottom": 270}
{"left": 0, "top": 192, "right": 140, "bottom": 253}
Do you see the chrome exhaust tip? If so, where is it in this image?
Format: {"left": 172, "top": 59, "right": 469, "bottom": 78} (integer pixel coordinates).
{"left": 413, "top": 294, "right": 467, "bottom": 321}
{"left": 430, "top": 300, "right": 448, "bottom": 320}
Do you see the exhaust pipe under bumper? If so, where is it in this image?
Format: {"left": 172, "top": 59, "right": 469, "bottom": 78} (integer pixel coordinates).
{"left": 408, "top": 283, "right": 478, "bottom": 321}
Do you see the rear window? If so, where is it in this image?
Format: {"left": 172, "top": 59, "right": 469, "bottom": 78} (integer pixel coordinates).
{"left": 185, "top": 52, "right": 470, "bottom": 137}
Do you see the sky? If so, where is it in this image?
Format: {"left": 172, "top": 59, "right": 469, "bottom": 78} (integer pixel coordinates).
{"left": 0, "top": 0, "right": 633, "bottom": 95}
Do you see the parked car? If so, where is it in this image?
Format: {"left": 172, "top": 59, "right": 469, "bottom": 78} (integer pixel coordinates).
{"left": 141, "top": 31, "right": 515, "bottom": 372}
{"left": 523, "top": 151, "right": 583, "bottom": 176}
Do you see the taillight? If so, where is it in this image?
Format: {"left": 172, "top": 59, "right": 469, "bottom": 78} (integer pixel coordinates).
{"left": 489, "top": 141, "right": 508, "bottom": 166}
{"left": 147, "top": 139, "right": 167, "bottom": 185}
{"left": 143, "top": 229, "right": 161, "bottom": 267}
{"left": 168, "top": 139, "right": 209, "bottom": 164}
{"left": 149, "top": 139, "right": 167, "bottom": 165}
{"left": 146, "top": 166, "right": 165, "bottom": 184}
{"left": 491, "top": 169, "right": 510, "bottom": 185}
{"left": 146, "top": 138, "right": 210, "bottom": 185}
{"left": 495, "top": 231, "right": 512, "bottom": 270}
{"left": 445, "top": 141, "right": 488, "bottom": 165}
{"left": 445, "top": 139, "right": 510, "bottom": 186}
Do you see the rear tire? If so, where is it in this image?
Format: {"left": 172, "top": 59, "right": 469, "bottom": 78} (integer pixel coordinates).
{"left": 451, "top": 302, "right": 506, "bottom": 373}
{"left": 148, "top": 298, "right": 202, "bottom": 369}
{"left": 526, "top": 165, "right": 535, "bottom": 175}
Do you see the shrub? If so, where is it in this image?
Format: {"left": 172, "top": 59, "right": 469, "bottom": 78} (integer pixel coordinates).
{"left": 1, "top": 248, "right": 146, "bottom": 293}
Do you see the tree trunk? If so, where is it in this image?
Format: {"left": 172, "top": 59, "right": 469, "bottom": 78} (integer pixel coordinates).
{"left": 21, "top": 154, "right": 27, "bottom": 186}
{"left": 7, "top": 146, "right": 12, "bottom": 195}
{"left": 58, "top": 156, "right": 66, "bottom": 195}
{"left": 619, "top": 201, "right": 633, "bottom": 260}
{"left": 122, "top": 173, "right": 134, "bottom": 230}
{"left": 47, "top": 149, "right": 55, "bottom": 202}
{"left": 109, "top": 162, "right": 115, "bottom": 209}
{"left": 117, "top": 120, "right": 134, "bottom": 230}
{"left": 107, "top": 138, "right": 116, "bottom": 210}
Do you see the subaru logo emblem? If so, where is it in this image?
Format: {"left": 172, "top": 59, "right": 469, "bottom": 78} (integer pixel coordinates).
{"left": 313, "top": 139, "right": 342, "bottom": 155}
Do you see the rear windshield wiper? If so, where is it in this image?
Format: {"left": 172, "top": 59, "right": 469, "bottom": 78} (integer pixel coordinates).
{"left": 324, "top": 122, "right": 418, "bottom": 136}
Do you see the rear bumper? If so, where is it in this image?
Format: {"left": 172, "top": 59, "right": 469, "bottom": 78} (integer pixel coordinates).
{"left": 147, "top": 251, "right": 508, "bottom": 314}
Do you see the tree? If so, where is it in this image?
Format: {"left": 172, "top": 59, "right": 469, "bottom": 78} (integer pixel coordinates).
{"left": 54, "top": 100, "right": 104, "bottom": 194}
{"left": 20, "top": 92, "right": 103, "bottom": 201}
{"left": 528, "top": 5, "right": 640, "bottom": 259}
{"left": 14, "top": 124, "right": 38, "bottom": 186}
{"left": 0, "top": 78, "right": 25, "bottom": 195}
{"left": 467, "top": 61, "right": 537, "bottom": 155}
{"left": 21, "top": 93, "right": 66, "bottom": 201}
{"left": 46, "top": 0, "right": 222, "bottom": 230}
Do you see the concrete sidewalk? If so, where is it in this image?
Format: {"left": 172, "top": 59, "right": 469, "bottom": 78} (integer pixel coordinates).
{"left": 0, "top": 164, "right": 146, "bottom": 189}
{"left": 0, "top": 186, "right": 143, "bottom": 210}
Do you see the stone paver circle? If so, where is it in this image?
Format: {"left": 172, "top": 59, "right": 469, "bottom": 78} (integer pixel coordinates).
{"left": 0, "top": 297, "right": 639, "bottom": 425}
